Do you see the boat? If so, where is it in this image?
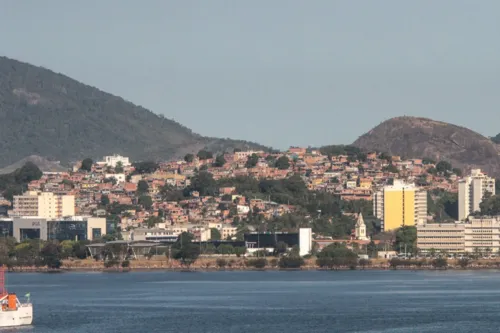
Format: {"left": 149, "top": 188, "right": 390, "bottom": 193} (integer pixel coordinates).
{"left": 0, "top": 266, "right": 33, "bottom": 327}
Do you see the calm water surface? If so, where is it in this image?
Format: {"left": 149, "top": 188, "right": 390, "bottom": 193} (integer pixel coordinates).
{"left": 4, "top": 270, "right": 500, "bottom": 332}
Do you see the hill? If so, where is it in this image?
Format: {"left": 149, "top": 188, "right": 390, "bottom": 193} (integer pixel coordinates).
{"left": 0, "top": 57, "right": 269, "bottom": 168}
{"left": 0, "top": 155, "right": 67, "bottom": 175}
{"left": 352, "top": 116, "right": 500, "bottom": 177}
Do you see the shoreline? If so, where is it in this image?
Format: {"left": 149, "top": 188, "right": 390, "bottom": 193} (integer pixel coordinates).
{"left": 7, "top": 265, "right": 500, "bottom": 273}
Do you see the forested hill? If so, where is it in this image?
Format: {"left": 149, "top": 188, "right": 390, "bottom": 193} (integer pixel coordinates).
{"left": 0, "top": 56, "right": 269, "bottom": 167}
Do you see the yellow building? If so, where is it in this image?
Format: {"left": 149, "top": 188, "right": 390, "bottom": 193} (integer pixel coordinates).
{"left": 373, "top": 180, "right": 427, "bottom": 231}
{"left": 13, "top": 191, "right": 75, "bottom": 219}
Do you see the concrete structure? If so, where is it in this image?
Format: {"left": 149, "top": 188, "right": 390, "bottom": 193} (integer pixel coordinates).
{"left": 102, "top": 155, "right": 131, "bottom": 168}
{"left": 458, "top": 169, "right": 495, "bottom": 221}
{"left": 299, "top": 228, "right": 312, "bottom": 256}
{"left": 417, "top": 223, "right": 465, "bottom": 254}
{"left": 417, "top": 216, "right": 500, "bottom": 255}
{"left": 373, "top": 180, "right": 427, "bottom": 231}
{"left": 12, "top": 191, "right": 75, "bottom": 219}
{"left": 125, "top": 224, "right": 211, "bottom": 242}
{"left": 354, "top": 213, "right": 370, "bottom": 241}
{"left": 244, "top": 228, "right": 312, "bottom": 256}
{"left": 10, "top": 216, "right": 105, "bottom": 242}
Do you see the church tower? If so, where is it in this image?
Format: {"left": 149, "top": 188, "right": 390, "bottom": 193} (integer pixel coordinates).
{"left": 355, "top": 213, "right": 370, "bottom": 241}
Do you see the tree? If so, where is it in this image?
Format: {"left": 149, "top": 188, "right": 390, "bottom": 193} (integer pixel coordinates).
{"left": 316, "top": 244, "right": 358, "bottom": 269}
{"left": 432, "top": 257, "right": 448, "bottom": 269}
{"left": 274, "top": 241, "right": 288, "bottom": 256}
{"left": 367, "top": 241, "right": 378, "bottom": 258}
{"left": 394, "top": 226, "right": 417, "bottom": 255}
{"left": 100, "top": 194, "right": 110, "bottom": 206}
{"left": 138, "top": 195, "right": 153, "bottom": 209}
{"left": 81, "top": 158, "right": 93, "bottom": 172}
{"left": 197, "top": 150, "right": 213, "bottom": 160}
{"left": 145, "top": 216, "right": 162, "bottom": 228}
{"left": 171, "top": 232, "right": 199, "bottom": 266}
{"left": 210, "top": 228, "right": 221, "bottom": 240}
{"left": 184, "top": 153, "right": 194, "bottom": 163}
{"left": 278, "top": 255, "right": 305, "bottom": 269}
{"left": 40, "top": 242, "right": 62, "bottom": 269}
{"left": 275, "top": 156, "right": 290, "bottom": 170}
{"left": 382, "top": 164, "right": 399, "bottom": 174}
{"left": 137, "top": 180, "right": 149, "bottom": 194}
{"left": 245, "top": 154, "right": 259, "bottom": 168}
{"left": 115, "top": 161, "right": 124, "bottom": 173}
{"left": 436, "top": 161, "right": 452, "bottom": 174}
{"left": 216, "top": 258, "right": 227, "bottom": 268}
{"left": 213, "top": 154, "right": 226, "bottom": 167}
{"left": 14, "top": 162, "right": 43, "bottom": 183}
{"left": 189, "top": 171, "right": 217, "bottom": 196}
{"left": 132, "top": 161, "right": 159, "bottom": 174}
{"left": 480, "top": 194, "right": 500, "bottom": 216}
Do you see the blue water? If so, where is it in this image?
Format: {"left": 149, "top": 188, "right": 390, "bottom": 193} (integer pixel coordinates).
{"left": 4, "top": 270, "right": 500, "bottom": 332}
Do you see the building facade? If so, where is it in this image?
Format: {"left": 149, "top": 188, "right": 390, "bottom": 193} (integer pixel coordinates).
{"left": 417, "top": 223, "right": 465, "bottom": 253}
{"left": 13, "top": 191, "right": 75, "bottom": 219}
{"left": 373, "top": 180, "right": 427, "bottom": 231}
{"left": 10, "top": 216, "right": 106, "bottom": 242}
{"left": 458, "top": 169, "right": 495, "bottom": 221}
{"left": 417, "top": 217, "right": 500, "bottom": 255}
{"left": 103, "top": 155, "right": 131, "bottom": 168}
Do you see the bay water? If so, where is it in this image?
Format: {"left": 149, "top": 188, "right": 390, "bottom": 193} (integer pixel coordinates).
{"left": 6, "top": 270, "right": 500, "bottom": 332}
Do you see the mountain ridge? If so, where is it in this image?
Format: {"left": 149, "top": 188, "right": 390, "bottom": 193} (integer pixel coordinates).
{"left": 0, "top": 56, "right": 270, "bottom": 167}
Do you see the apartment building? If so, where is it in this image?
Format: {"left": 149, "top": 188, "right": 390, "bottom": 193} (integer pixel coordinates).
{"left": 13, "top": 191, "right": 75, "bottom": 219}
{"left": 458, "top": 169, "right": 495, "bottom": 221}
{"left": 417, "top": 217, "right": 500, "bottom": 254}
{"left": 373, "top": 180, "right": 427, "bottom": 231}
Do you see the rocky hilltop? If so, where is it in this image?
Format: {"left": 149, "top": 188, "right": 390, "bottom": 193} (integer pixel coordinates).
{"left": 0, "top": 56, "right": 269, "bottom": 167}
{"left": 352, "top": 116, "right": 500, "bottom": 176}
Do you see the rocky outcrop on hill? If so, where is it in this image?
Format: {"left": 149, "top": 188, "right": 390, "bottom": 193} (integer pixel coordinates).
{"left": 352, "top": 116, "right": 500, "bottom": 176}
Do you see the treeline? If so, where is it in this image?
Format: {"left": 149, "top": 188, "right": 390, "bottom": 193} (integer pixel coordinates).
{"left": 0, "top": 238, "right": 90, "bottom": 269}
{"left": 0, "top": 162, "right": 42, "bottom": 200}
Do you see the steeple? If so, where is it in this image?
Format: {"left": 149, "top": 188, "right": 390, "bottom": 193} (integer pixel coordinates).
{"left": 355, "top": 213, "right": 370, "bottom": 241}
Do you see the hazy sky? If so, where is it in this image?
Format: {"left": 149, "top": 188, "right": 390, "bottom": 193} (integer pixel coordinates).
{"left": 1, "top": 1, "right": 499, "bottom": 149}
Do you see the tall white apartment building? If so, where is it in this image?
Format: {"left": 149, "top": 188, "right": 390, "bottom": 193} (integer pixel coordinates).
{"left": 458, "top": 169, "right": 495, "bottom": 221}
{"left": 103, "top": 154, "right": 131, "bottom": 168}
{"left": 12, "top": 191, "right": 75, "bottom": 219}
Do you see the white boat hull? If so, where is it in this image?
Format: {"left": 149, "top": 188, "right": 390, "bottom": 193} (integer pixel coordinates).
{"left": 0, "top": 304, "right": 33, "bottom": 327}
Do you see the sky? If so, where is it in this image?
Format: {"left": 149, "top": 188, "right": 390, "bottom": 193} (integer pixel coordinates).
{"left": 1, "top": 1, "right": 499, "bottom": 149}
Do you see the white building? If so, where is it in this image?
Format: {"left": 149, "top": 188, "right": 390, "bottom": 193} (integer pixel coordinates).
{"left": 104, "top": 173, "right": 126, "bottom": 183}
{"left": 417, "top": 216, "right": 500, "bottom": 254}
{"left": 12, "top": 191, "right": 75, "bottom": 219}
{"left": 103, "top": 155, "right": 131, "bottom": 168}
{"left": 458, "top": 169, "right": 495, "bottom": 221}
{"left": 355, "top": 213, "right": 370, "bottom": 241}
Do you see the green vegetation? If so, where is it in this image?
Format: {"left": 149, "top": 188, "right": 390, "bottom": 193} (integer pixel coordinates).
{"left": 171, "top": 232, "right": 199, "bottom": 266}
{"left": 316, "top": 243, "right": 358, "bottom": 269}
{"left": 0, "top": 162, "right": 43, "bottom": 200}
{"left": 0, "top": 57, "right": 270, "bottom": 167}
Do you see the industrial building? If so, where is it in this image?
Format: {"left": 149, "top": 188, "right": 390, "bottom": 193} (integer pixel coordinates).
{"left": 373, "top": 180, "right": 427, "bottom": 231}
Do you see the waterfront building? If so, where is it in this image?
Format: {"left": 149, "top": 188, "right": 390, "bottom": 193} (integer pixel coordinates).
{"left": 458, "top": 169, "right": 495, "bottom": 221}
{"left": 12, "top": 191, "right": 75, "bottom": 219}
{"left": 8, "top": 216, "right": 106, "bottom": 242}
{"left": 373, "top": 180, "right": 427, "bottom": 231}
{"left": 417, "top": 216, "right": 500, "bottom": 254}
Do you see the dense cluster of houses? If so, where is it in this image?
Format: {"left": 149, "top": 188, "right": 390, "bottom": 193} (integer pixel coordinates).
{"left": 14, "top": 148, "right": 459, "bottom": 241}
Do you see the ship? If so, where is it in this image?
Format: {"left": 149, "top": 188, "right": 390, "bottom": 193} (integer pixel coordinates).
{"left": 0, "top": 266, "right": 33, "bottom": 327}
